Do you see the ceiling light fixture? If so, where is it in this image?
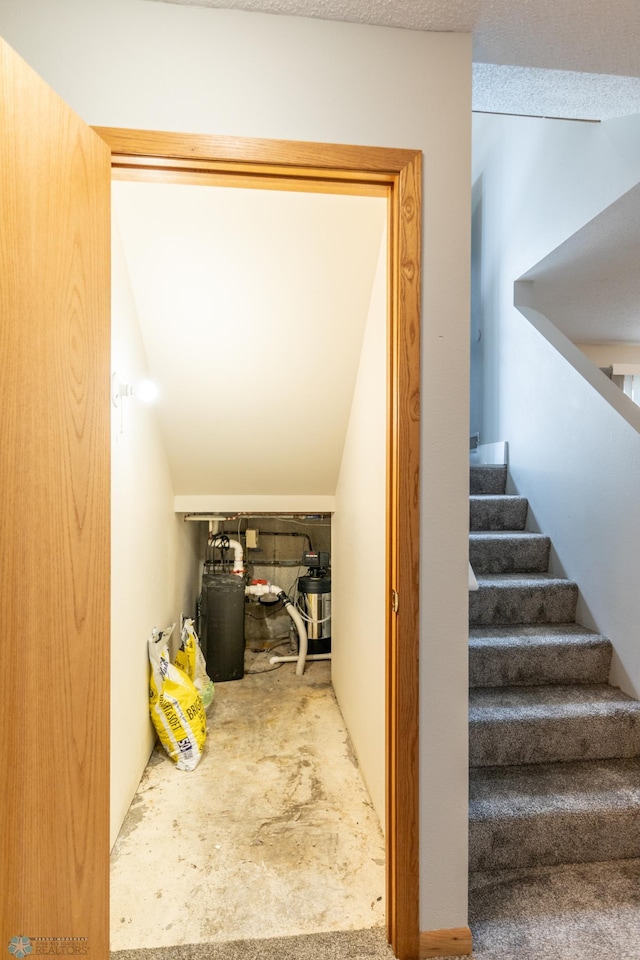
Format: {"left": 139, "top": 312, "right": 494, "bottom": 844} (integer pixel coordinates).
{"left": 111, "top": 372, "right": 160, "bottom": 436}
{"left": 111, "top": 372, "right": 134, "bottom": 408}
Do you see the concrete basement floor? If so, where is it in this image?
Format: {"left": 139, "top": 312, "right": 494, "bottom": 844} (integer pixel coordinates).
{"left": 110, "top": 652, "right": 385, "bottom": 951}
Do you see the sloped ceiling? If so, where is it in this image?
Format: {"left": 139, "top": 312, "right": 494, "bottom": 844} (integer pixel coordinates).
{"left": 519, "top": 182, "right": 640, "bottom": 344}
{"left": 112, "top": 181, "right": 386, "bottom": 497}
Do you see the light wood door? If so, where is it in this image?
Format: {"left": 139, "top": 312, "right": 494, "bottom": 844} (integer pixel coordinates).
{"left": 0, "top": 37, "right": 111, "bottom": 956}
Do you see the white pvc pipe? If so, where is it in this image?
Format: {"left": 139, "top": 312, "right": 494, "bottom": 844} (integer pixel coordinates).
{"left": 209, "top": 531, "right": 244, "bottom": 574}
{"left": 269, "top": 653, "right": 331, "bottom": 665}
{"left": 245, "top": 582, "right": 279, "bottom": 599}
{"left": 245, "top": 582, "right": 309, "bottom": 675}
{"left": 227, "top": 538, "right": 245, "bottom": 574}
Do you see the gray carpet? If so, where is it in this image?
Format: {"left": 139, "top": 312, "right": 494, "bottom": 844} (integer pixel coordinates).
{"left": 470, "top": 757, "right": 640, "bottom": 871}
{"left": 467, "top": 857, "right": 640, "bottom": 960}
{"left": 469, "top": 624, "right": 611, "bottom": 688}
{"left": 469, "top": 574, "right": 578, "bottom": 626}
{"left": 469, "top": 682, "right": 640, "bottom": 766}
{"left": 110, "top": 927, "right": 395, "bottom": 959}
{"left": 470, "top": 495, "right": 529, "bottom": 532}
{"left": 469, "top": 531, "right": 550, "bottom": 575}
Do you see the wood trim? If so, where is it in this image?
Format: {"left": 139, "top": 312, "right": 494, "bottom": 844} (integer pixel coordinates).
{"left": 387, "top": 151, "right": 422, "bottom": 960}
{"left": 111, "top": 154, "right": 394, "bottom": 188}
{"left": 112, "top": 165, "right": 389, "bottom": 197}
{"left": 93, "top": 126, "right": 418, "bottom": 174}
{"left": 420, "top": 927, "right": 473, "bottom": 958}
{"left": 95, "top": 128, "right": 422, "bottom": 960}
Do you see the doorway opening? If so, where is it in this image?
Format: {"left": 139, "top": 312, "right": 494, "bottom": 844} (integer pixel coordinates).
{"left": 109, "top": 177, "right": 388, "bottom": 946}
{"left": 96, "top": 127, "right": 422, "bottom": 960}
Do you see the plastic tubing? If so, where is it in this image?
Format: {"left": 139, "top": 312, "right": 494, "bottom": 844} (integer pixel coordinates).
{"left": 245, "top": 583, "right": 309, "bottom": 675}
{"left": 283, "top": 596, "right": 308, "bottom": 676}
{"left": 294, "top": 601, "right": 332, "bottom": 626}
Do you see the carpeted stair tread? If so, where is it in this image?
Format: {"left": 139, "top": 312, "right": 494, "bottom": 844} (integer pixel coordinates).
{"left": 470, "top": 531, "right": 550, "bottom": 574}
{"left": 470, "top": 682, "right": 640, "bottom": 717}
{"left": 469, "top": 574, "right": 578, "bottom": 625}
{"left": 470, "top": 495, "right": 528, "bottom": 531}
{"left": 469, "top": 857, "right": 640, "bottom": 959}
{"left": 469, "top": 624, "right": 612, "bottom": 687}
{"left": 469, "top": 758, "right": 640, "bottom": 870}
{"left": 470, "top": 757, "right": 640, "bottom": 815}
{"left": 469, "top": 683, "right": 640, "bottom": 766}
{"left": 470, "top": 464, "right": 508, "bottom": 495}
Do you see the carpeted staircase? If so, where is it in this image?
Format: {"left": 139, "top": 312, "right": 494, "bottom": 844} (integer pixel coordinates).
{"left": 468, "top": 463, "right": 640, "bottom": 874}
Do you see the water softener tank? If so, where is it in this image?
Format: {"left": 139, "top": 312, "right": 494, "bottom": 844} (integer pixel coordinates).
{"left": 200, "top": 574, "right": 245, "bottom": 681}
{"left": 298, "top": 573, "right": 331, "bottom": 655}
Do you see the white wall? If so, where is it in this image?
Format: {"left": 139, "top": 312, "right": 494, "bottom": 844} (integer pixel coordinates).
{"left": 504, "top": 301, "right": 640, "bottom": 697}
{"left": 111, "top": 218, "right": 201, "bottom": 847}
{"left": 0, "top": 2, "right": 472, "bottom": 930}
{"left": 332, "top": 228, "right": 387, "bottom": 829}
{"left": 472, "top": 111, "right": 640, "bottom": 704}
{"left": 473, "top": 110, "right": 640, "bottom": 442}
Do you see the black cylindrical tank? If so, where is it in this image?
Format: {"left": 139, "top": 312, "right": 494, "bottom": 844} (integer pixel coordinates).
{"left": 200, "top": 574, "right": 246, "bottom": 681}
{"left": 298, "top": 575, "right": 331, "bottom": 655}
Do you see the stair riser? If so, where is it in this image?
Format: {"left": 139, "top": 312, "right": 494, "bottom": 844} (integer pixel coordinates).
{"left": 470, "top": 497, "right": 528, "bottom": 531}
{"left": 470, "top": 465, "right": 508, "bottom": 495}
{"left": 469, "top": 642, "right": 611, "bottom": 687}
{"left": 470, "top": 537, "right": 550, "bottom": 574}
{"left": 469, "top": 584, "right": 578, "bottom": 625}
{"left": 470, "top": 809, "right": 640, "bottom": 871}
{"left": 469, "top": 713, "right": 640, "bottom": 766}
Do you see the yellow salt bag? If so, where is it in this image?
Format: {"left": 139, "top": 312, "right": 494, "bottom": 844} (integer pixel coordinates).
{"left": 175, "top": 618, "right": 215, "bottom": 712}
{"left": 148, "top": 624, "right": 206, "bottom": 771}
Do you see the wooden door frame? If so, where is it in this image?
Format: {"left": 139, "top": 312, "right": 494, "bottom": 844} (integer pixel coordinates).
{"left": 94, "top": 127, "right": 421, "bottom": 960}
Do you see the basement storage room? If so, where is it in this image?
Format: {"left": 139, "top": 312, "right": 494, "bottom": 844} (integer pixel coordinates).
{"left": 109, "top": 177, "right": 389, "bottom": 951}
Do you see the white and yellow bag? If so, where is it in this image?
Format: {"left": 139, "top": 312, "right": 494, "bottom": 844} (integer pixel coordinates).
{"left": 148, "top": 624, "right": 206, "bottom": 771}
{"left": 175, "top": 618, "right": 215, "bottom": 712}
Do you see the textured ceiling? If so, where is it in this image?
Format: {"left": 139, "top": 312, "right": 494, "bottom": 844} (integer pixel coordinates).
{"left": 145, "top": 0, "right": 640, "bottom": 120}
{"left": 520, "top": 183, "right": 640, "bottom": 344}
{"left": 473, "top": 65, "right": 640, "bottom": 122}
